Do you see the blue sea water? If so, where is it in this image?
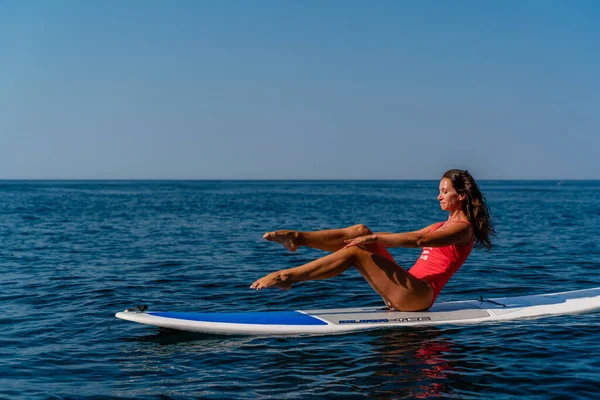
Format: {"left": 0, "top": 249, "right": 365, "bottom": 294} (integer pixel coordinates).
{"left": 1, "top": 180, "right": 599, "bottom": 399}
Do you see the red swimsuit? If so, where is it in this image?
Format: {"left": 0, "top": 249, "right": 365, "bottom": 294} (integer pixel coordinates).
{"left": 409, "top": 221, "right": 474, "bottom": 305}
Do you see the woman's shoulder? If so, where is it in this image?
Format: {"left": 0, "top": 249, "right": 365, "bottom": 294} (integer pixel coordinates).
{"left": 438, "top": 219, "right": 470, "bottom": 229}
{"left": 422, "top": 221, "right": 445, "bottom": 233}
{"left": 438, "top": 219, "right": 473, "bottom": 239}
{"left": 453, "top": 220, "right": 472, "bottom": 227}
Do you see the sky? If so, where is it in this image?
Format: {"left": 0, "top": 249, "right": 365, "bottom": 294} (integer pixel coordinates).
{"left": 1, "top": 1, "right": 599, "bottom": 180}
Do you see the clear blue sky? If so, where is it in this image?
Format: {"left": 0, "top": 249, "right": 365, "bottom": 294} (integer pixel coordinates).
{"left": 1, "top": 1, "right": 599, "bottom": 180}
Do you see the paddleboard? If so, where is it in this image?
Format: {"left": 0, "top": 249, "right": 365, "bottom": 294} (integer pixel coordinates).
{"left": 115, "top": 287, "right": 600, "bottom": 336}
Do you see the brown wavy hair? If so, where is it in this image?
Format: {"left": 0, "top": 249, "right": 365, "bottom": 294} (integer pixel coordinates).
{"left": 443, "top": 169, "right": 495, "bottom": 250}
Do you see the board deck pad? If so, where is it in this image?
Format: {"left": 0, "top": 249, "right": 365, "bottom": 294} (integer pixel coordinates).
{"left": 115, "top": 287, "right": 600, "bottom": 336}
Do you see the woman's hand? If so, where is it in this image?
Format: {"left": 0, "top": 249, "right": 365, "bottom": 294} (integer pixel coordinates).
{"left": 344, "top": 234, "right": 378, "bottom": 248}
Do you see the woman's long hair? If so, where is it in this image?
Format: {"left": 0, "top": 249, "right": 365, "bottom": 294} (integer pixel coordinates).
{"left": 443, "top": 169, "right": 495, "bottom": 250}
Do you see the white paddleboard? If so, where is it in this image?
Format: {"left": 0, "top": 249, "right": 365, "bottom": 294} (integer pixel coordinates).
{"left": 115, "top": 287, "right": 600, "bottom": 336}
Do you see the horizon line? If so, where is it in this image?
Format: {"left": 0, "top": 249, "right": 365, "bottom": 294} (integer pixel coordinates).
{"left": 0, "top": 178, "right": 593, "bottom": 182}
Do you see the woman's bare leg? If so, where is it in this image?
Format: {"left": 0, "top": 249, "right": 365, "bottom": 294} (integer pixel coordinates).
{"left": 263, "top": 224, "right": 374, "bottom": 253}
{"left": 250, "top": 245, "right": 434, "bottom": 312}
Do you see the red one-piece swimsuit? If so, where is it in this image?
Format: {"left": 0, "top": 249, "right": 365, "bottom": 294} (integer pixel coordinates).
{"left": 409, "top": 221, "right": 474, "bottom": 306}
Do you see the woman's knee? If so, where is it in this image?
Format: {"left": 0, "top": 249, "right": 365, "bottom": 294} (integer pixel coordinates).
{"left": 349, "top": 224, "right": 372, "bottom": 237}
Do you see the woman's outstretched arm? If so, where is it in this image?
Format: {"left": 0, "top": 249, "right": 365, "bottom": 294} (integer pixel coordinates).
{"left": 345, "top": 223, "right": 472, "bottom": 249}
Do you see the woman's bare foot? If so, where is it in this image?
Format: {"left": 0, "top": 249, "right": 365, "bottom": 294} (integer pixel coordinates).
{"left": 250, "top": 271, "right": 293, "bottom": 291}
{"left": 263, "top": 230, "right": 299, "bottom": 252}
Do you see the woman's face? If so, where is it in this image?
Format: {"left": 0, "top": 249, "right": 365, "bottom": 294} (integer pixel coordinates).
{"left": 438, "top": 178, "right": 464, "bottom": 211}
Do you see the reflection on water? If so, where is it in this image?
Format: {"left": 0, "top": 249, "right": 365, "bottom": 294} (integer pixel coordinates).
{"left": 365, "top": 328, "right": 457, "bottom": 399}
{"left": 121, "top": 327, "right": 227, "bottom": 344}
{"left": 114, "top": 326, "right": 484, "bottom": 399}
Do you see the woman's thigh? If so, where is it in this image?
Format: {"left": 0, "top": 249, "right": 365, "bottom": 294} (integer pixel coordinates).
{"left": 352, "top": 245, "right": 433, "bottom": 311}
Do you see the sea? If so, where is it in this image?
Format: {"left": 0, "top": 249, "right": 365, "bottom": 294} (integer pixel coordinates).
{"left": 1, "top": 180, "right": 599, "bottom": 399}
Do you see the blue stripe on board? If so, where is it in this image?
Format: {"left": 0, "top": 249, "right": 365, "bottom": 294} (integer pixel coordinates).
{"left": 148, "top": 311, "right": 328, "bottom": 326}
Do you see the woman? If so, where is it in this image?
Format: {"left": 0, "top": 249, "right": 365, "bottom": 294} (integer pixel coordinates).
{"left": 250, "top": 169, "right": 494, "bottom": 311}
